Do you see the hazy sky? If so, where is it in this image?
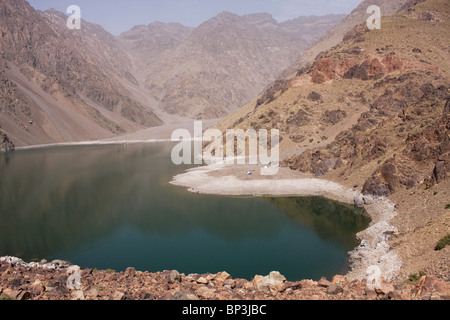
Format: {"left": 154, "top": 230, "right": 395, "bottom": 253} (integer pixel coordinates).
{"left": 28, "top": 0, "right": 363, "bottom": 35}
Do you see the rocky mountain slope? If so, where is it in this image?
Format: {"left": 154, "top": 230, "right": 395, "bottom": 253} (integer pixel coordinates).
{"left": 0, "top": 0, "right": 448, "bottom": 298}
{"left": 278, "top": 0, "right": 417, "bottom": 80}
{"left": 0, "top": 0, "right": 163, "bottom": 147}
{"left": 212, "top": 0, "right": 449, "bottom": 282}
{"left": 0, "top": 0, "right": 345, "bottom": 148}
{"left": 119, "top": 12, "right": 345, "bottom": 120}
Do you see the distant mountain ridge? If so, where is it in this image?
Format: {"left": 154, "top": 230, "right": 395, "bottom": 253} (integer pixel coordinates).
{"left": 118, "top": 11, "right": 345, "bottom": 119}
{"left": 0, "top": 0, "right": 345, "bottom": 147}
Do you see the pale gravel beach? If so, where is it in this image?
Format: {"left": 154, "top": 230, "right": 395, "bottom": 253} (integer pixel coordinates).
{"left": 11, "top": 119, "right": 219, "bottom": 151}
{"left": 12, "top": 139, "right": 172, "bottom": 151}
{"left": 170, "top": 163, "right": 403, "bottom": 281}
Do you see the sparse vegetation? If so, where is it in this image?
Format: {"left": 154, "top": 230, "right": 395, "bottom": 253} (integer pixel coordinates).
{"left": 435, "top": 234, "right": 450, "bottom": 251}
{"left": 256, "top": 80, "right": 290, "bottom": 107}
{"left": 445, "top": 204, "right": 450, "bottom": 210}
{"left": 408, "top": 271, "right": 427, "bottom": 284}
{"left": 0, "top": 293, "right": 14, "bottom": 300}
{"left": 105, "top": 269, "right": 116, "bottom": 274}
{"left": 309, "top": 139, "right": 314, "bottom": 143}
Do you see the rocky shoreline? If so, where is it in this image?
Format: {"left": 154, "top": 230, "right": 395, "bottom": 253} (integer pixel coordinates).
{"left": 170, "top": 164, "right": 403, "bottom": 282}
{"left": 1, "top": 256, "right": 449, "bottom": 301}
{"left": 347, "top": 196, "right": 402, "bottom": 281}
{"left": 1, "top": 166, "right": 448, "bottom": 301}
{"left": 1, "top": 155, "right": 447, "bottom": 301}
{"left": 2, "top": 165, "right": 446, "bottom": 301}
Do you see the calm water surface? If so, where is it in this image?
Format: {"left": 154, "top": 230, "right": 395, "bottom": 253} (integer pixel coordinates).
{"left": 0, "top": 143, "right": 370, "bottom": 281}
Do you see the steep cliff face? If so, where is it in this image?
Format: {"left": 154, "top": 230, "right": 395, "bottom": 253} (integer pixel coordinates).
{"left": 0, "top": 0, "right": 162, "bottom": 146}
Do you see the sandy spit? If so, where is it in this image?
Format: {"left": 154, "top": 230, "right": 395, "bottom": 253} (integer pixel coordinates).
{"left": 10, "top": 139, "right": 173, "bottom": 151}
{"left": 170, "top": 164, "right": 403, "bottom": 281}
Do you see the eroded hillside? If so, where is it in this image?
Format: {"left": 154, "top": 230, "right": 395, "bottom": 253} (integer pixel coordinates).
{"left": 212, "top": 0, "right": 450, "bottom": 280}
{"left": 0, "top": 0, "right": 163, "bottom": 146}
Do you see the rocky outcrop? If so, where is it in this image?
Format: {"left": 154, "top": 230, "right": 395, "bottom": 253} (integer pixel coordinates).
{"left": 311, "top": 58, "right": 338, "bottom": 84}
{"left": 343, "top": 24, "right": 370, "bottom": 43}
{"left": 412, "top": 276, "right": 450, "bottom": 300}
{"left": 0, "top": 128, "right": 14, "bottom": 152}
{"left": 284, "top": 149, "right": 339, "bottom": 177}
{"left": 311, "top": 54, "right": 406, "bottom": 84}
{"left": 428, "top": 152, "right": 450, "bottom": 185}
{"left": 285, "top": 63, "right": 450, "bottom": 196}
{"left": 322, "top": 110, "right": 348, "bottom": 125}
{"left": 1, "top": 257, "right": 448, "bottom": 300}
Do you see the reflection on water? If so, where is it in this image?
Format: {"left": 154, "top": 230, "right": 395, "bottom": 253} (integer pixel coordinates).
{"left": 0, "top": 143, "right": 370, "bottom": 281}
{"left": 266, "top": 197, "right": 369, "bottom": 248}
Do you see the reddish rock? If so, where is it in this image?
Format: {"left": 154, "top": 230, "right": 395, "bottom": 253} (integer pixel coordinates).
{"left": 381, "top": 55, "right": 404, "bottom": 73}
{"left": 284, "top": 281, "right": 303, "bottom": 291}
{"left": 327, "top": 284, "right": 344, "bottom": 295}
{"left": 196, "top": 287, "right": 216, "bottom": 300}
{"left": 432, "top": 152, "right": 449, "bottom": 183}
{"left": 84, "top": 287, "right": 99, "bottom": 299}
{"left": 318, "top": 278, "right": 332, "bottom": 288}
{"left": 124, "top": 267, "right": 136, "bottom": 277}
{"left": 213, "top": 271, "right": 231, "bottom": 282}
{"left": 312, "top": 58, "right": 337, "bottom": 84}
{"left": 216, "top": 290, "right": 232, "bottom": 300}
{"left": 31, "top": 280, "right": 45, "bottom": 296}
{"left": 168, "top": 270, "right": 181, "bottom": 284}
{"left": 2, "top": 288, "right": 21, "bottom": 299}
{"left": 71, "top": 290, "right": 85, "bottom": 301}
{"left": 223, "top": 279, "right": 236, "bottom": 289}
{"left": 374, "top": 282, "right": 396, "bottom": 296}
{"left": 172, "top": 290, "right": 199, "bottom": 301}
{"left": 111, "top": 291, "right": 125, "bottom": 301}
{"left": 196, "top": 277, "right": 208, "bottom": 285}
{"left": 253, "top": 272, "right": 286, "bottom": 293}
{"left": 0, "top": 256, "right": 443, "bottom": 301}
{"left": 343, "top": 24, "right": 369, "bottom": 42}
{"left": 413, "top": 276, "right": 450, "bottom": 300}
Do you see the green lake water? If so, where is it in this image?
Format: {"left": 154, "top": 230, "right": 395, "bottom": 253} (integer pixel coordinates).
{"left": 0, "top": 142, "right": 370, "bottom": 281}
